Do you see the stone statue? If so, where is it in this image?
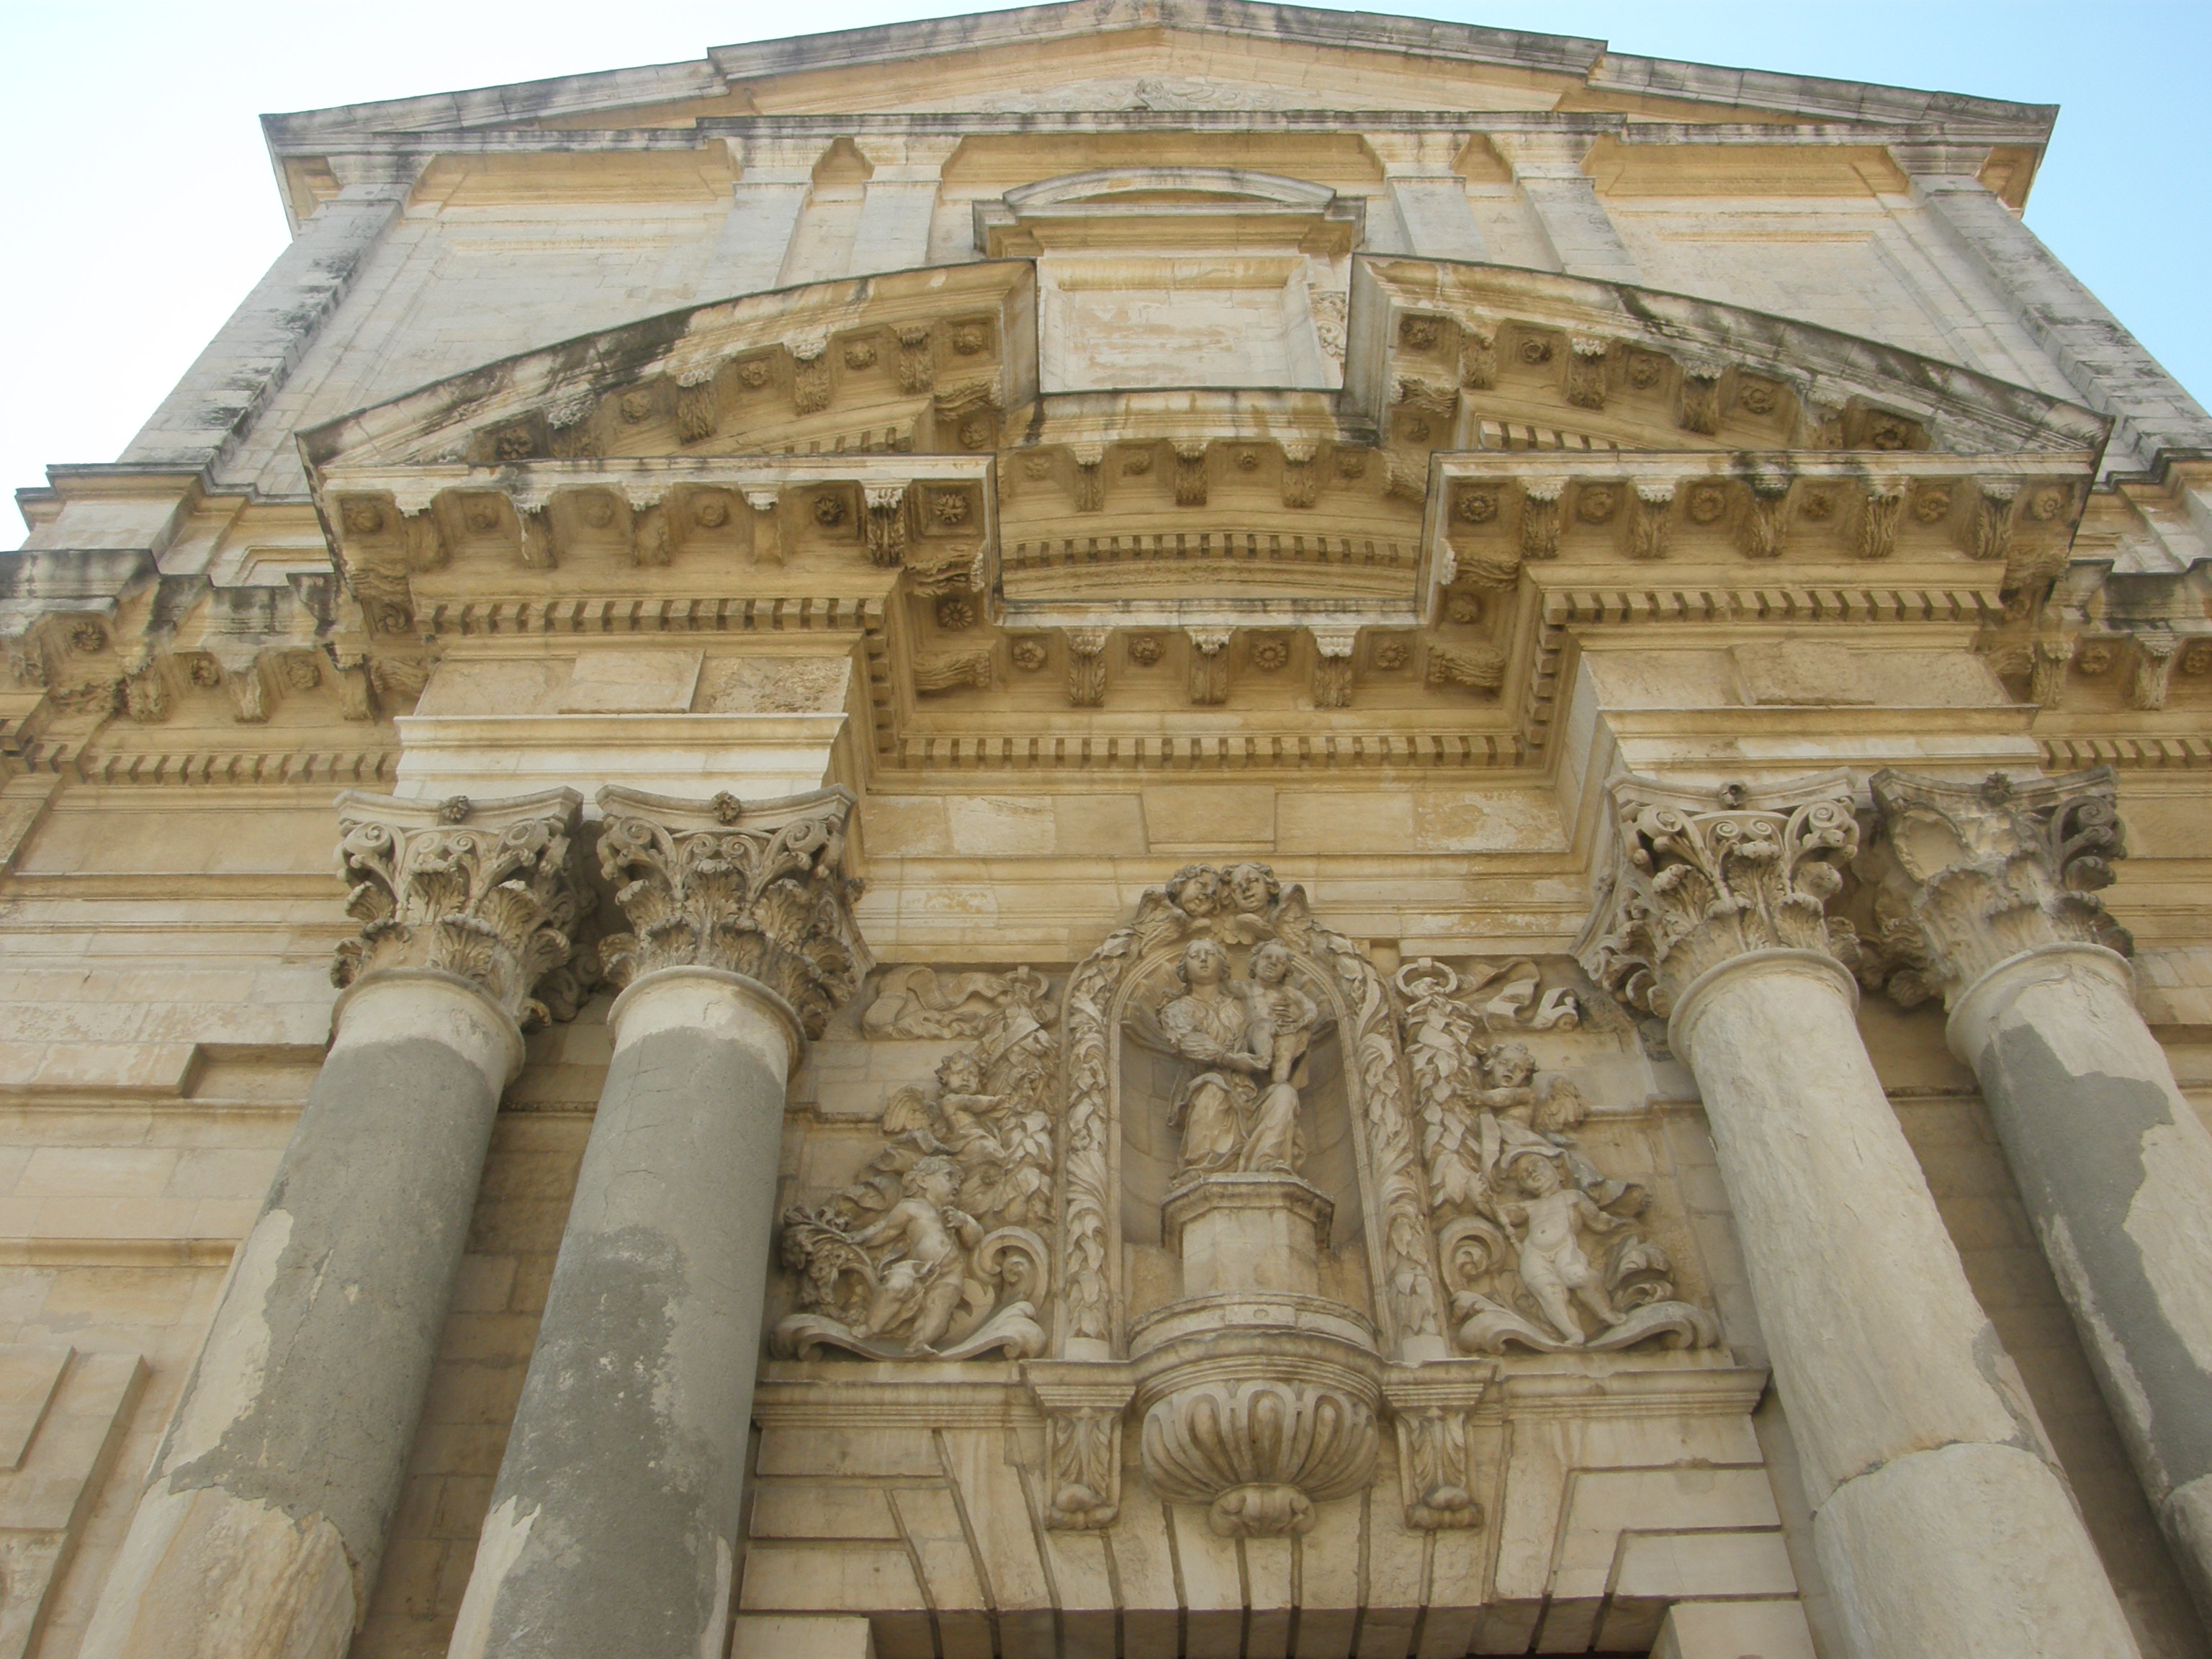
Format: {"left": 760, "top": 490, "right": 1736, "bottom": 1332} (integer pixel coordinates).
{"left": 1158, "top": 938, "right": 1303, "bottom": 1180}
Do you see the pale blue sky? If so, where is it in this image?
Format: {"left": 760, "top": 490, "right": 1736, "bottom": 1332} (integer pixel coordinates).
{"left": 5, "top": 1, "right": 2206, "bottom": 512}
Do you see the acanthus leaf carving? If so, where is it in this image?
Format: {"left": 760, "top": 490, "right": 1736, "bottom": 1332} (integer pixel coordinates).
{"left": 1866, "top": 767, "right": 2130, "bottom": 1003}
{"left": 1575, "top": 773, "right": 1859, "bottom": 1017}
{"left": 864, "top": 484, "right": 908, "bottom": 568}
{"left": 330, "top": 788, "right": 588, "bottom": 1029}
{"left": 594, "top": 785, "right": 868, "bottom": 1040}
{"left": 1379, "top": 1364, "right": 1495, "bottom": 1531}
{"left": 775, "top": 970, "right": 1056, "bottom": 1362}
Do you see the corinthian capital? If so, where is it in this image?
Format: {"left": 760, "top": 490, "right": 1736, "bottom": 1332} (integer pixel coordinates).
{"left": 1575, "top": 772, "right": 1860, "bottom": 1015}
{"left": 1867, "top": 768, "right": 2130, "bottom": 1001}
{"left": 331, "top": 788, "right": 587, "bottom": 1026}
{"left": 595, "top": 786, "right": 870, "bottom": 1039}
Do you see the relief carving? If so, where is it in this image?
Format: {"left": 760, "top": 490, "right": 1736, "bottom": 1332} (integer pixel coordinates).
{"left": 861, "top": 964, "right": 1052, "bottom": 1039}
{"left": 1059, "top": 865, "right": 1442, "bottom": 1359}
{"left": 330, "top": 789, "right": 587, "bottom": 1028}
{"left": 775, "top": 972, "right": 1056, "bottom": 1362}
{"left": 1397, "top": 961, "right": 1715, "bottom": 1354}
{"left": 1139, "top": 1374, "right": 1380, "bottom": 1538}
{"left": 595, "top": 786, "right": 867, "bottom": 1040}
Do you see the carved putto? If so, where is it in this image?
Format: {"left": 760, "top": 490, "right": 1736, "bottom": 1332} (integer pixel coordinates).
{"left": 1397, "top": 958, "right": 1716, "bottom": 1354}
{"left": 774, "top": 976, "right": 1056, "bottom": 1361}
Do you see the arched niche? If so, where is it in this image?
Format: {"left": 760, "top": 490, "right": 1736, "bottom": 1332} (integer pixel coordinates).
{"left": 1056, "top": 864, "right": 1447, "bottom": 1363}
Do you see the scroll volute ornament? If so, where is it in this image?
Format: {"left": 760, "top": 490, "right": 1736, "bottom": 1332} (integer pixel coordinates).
{"left": 1576, "top": 773, "right": 1860, "bottom": 1017}
{"left": 331, "top": 788, "right": 588, "bottom": 1028}
{"left": 594, "top": 785, "right": 869, "bottom": 1040}
{"left": 1866, "top": 768, "right": 2129, "bottom": 1002}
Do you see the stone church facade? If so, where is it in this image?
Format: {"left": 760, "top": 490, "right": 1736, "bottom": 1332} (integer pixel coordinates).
{"left": 4, "top": 5, "right": 2212, "bottom": 1657}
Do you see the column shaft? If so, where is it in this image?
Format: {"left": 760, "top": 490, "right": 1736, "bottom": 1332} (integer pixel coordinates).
{"left": 81, "top": 975, "right": 520, "bottom": 1659}
{"left": 449, "top": 971, "right": 795, "bottom": 1659}
{"left": 81, "top": 786, "right": 580, "bottom": 1659}
{"left": 449, "top": 783, "right": 867, "bottom": 1659}
{"left": 1951, "top": 944, "right": 2212, "bottom": 1611}
{"left": 701, "top": 139, "right": 832, "bottom": 299}
{"left": 1672, "top": 952, "right": 2138, "bottom": 1659}
{"left": 1492, "top": 133, "right": 1638, "bottom": 284}
{"left": 1581, "top": 773, "right": 2139, "bottom": 1658}
{"left": 1364, "top": 134, "right": 1488, "bottom": 261}
{"left": 851, "top": 138, "right": 961, "bottom": 275}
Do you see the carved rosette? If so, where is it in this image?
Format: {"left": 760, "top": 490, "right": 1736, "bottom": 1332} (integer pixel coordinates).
{"left": 1056, "top": 866, "right": 1443, "bottom": 1359}
{"left": 1866, "top": 768, "right": 2130, "bottom": 1004}
{"left": 1575, "top": 773, "right": 1860, "bottom": 1017}
{"left": 595, "top": 785, "right": 869, "bottom": 1040}
{"left": 1138, "top": 1354, "right": 1380, "bottom": 1538}
{"left": 330, "top": 788, "right": 588, "bottom": 1028}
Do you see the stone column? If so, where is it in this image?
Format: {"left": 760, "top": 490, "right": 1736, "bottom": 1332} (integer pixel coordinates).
{"left": 81, "top": 789, "right": 585, "bottom": 1659}
{"left": 1489, "top": 132, "right": 1639, "bottom": 284}
{"left": 850, "top": 136, "right": 963, "bottom": 276}
{"left": 700, "top": 137, "right": 832, "bottom": 300}
{"left": 1870, "top": 766, "right": 2212, "bottom": 1617}
{"left": 1887, "top": 143, "right": 2212, "bottom": 472}
{"left": 1363, "top": 133, "right": 1488, "bottom": 261}
{"left": 122, "top": 155, "right": 423, "bottom": 470}
{"left": 1578, "top": 773, "right": 2140, "bottom": 1659}
{"left": 449, "top": 786, "right": 868, "bottom": 1659}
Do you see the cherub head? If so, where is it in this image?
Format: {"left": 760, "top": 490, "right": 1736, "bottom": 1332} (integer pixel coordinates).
{"left": 1509, "top": 1150, "right": 1563, "bottom": 1197}
{"left": 1168, "top": 865, "right": 1223, "bottom": 917}
{"left": 1177, "top": 938, "right": 1232, "bottom": 988}
{"left": 1249, "top": 940, "right": 1295, "bottom": 986}
{"left": 904, "top": 1155, "right": 960, "bottom": 1205}
{"left": 936, "top": 1051, "right": 984, "bottom": 1094}
{"left": 1485, "top": 1043, "right": 1537, "bottom": 1089}
{"left": 1226, "top": 862, "right": 1279, "bottom": 915}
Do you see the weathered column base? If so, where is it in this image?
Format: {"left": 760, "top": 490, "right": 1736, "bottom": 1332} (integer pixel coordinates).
{"left": 1814, "top": 1441, "right": 2139, "bottom": 1658}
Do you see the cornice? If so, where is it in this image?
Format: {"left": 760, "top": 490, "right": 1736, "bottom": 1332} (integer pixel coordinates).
{"left": 258, "top": 1, "right": 2052, "bottom": 156}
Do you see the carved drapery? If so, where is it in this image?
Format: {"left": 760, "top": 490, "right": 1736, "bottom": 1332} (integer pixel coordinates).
{"left": 1576, "top": 773, "right": 1859, "bottom": 1016}
{"left": 595, "top": 786, "right": 868, "bottom": 1040}
{"left": 1865, "top": 768, "right": 2130, "bottom": 1003}
{"left": 330, "top": 788, "right": 587, "bottom": 1028}
{"left": 1056, "top": 866, "right": 1443, "bottom": 1359}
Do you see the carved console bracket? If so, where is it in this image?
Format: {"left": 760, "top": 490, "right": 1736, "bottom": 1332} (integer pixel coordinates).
{"left": 1379, "top": 1360, "right": 1496, "bottom": 1531}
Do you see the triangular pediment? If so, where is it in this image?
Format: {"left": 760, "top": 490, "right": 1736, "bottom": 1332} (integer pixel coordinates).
{"left": 262, "top": 1, "right": 2056, "bottom": 148}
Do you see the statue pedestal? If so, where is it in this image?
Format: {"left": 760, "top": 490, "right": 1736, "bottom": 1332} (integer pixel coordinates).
{"left": 1164, "top": 1174, "right": 1334, "bottom": 1299}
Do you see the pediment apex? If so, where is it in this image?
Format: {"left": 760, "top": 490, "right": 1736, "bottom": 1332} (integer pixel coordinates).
{"left": 260, "top": 2, "right": 2054, "bottom": 154}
